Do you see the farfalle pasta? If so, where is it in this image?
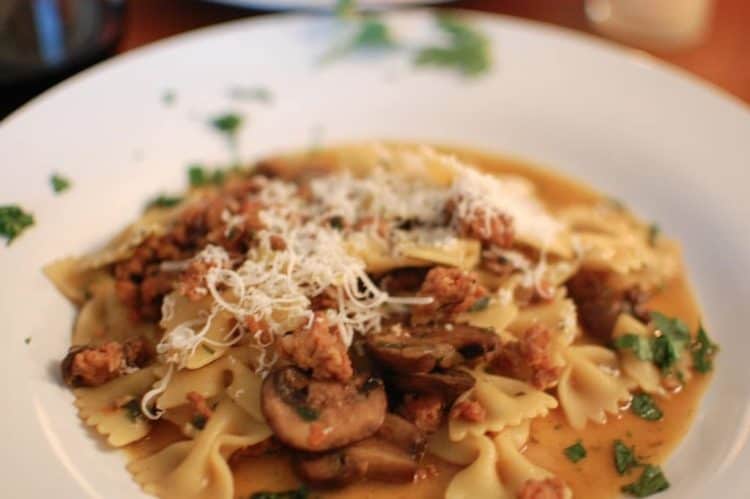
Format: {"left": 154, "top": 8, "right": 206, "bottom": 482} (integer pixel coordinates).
{"left": 48, "top": 144, "right": 717, "bottom": 499}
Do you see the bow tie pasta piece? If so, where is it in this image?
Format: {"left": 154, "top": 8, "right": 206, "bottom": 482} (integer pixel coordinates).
{"left": 72, "top": 275, "right": 159, "bottom": 345}
{"left": 430, "top": 422, "right": 570, "bottom": 499}
{"left": 562, "top": 205, "right": 680, "bottom": 285}
{"left": 160, "top": 292, "right": 240, "bottom": 369}
{"left": 43, "top": 257, "right": 105, "bottom": 306}
{"left": 455, "top": 298, "right": 518, "bottom": 342}
{"left": 79, "top": 208, "right": 176, "bottom": 269}
{"left": 74, "top": 367, "right": 158, "bottom": 447}
{"left": 612, "top": 314, "right": 667, "bottom": 396}
{"left": 445, "top": 433, "right": 510, "bottom": 499}
{"left": 398, "top": 237, "right": 481, "bottom": 271}
{"left": 129, "top": 396, "right": 272, "bottom": 499}
{"left": 558, "top": 345, "right": 631, "bottom": 429}
{"left": 157, "top": 351, "right": 264, "bottom": 421}
{"left": 450, "top": 370, "right": 558, "bottom": 441}
{"left": 493, "top": 423, "right": 572, "bottom": 499}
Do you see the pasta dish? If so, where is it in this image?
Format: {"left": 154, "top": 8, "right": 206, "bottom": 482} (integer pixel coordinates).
{"left": 45, "top": 144, "right": 717, "bottom": 499}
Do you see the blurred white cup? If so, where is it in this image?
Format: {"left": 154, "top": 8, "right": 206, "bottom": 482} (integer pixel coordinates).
{"left": 585, "top": 0, "right": 714, "bottom": 51}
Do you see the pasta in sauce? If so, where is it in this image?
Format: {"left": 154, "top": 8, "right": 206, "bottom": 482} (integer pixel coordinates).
{"left": 46, "top": 144, "right": 717, "bottom": 499}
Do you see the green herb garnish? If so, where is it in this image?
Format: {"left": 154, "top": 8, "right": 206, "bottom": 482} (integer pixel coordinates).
{"left": 335, "top": 0, "right": 356, "bottom": 18}
{"left": 621, "top": 465, "right": 670, "bottom": 497}
{"left": 191, "top": 414, "right": 207, "bottom": 430}
{"left": 613, "top": 334, "right": 653, "bottom": 361}
{"left": 121, "top": 399, "right": 142, "bottom": 422}
{"left": 414, "top": 15, "right": 491, "bottom": 76}
{"left": 250, "top": 485, "right": 309, "bottom": 499}
{"left": 469, "top": 296, "right": 491, "bottom": 312}
{"left": 24, "top": 337, "right": 31, "bottom": 345}
{"left": 147, "top": 194, "right": 183, "bottom": 209}
{"left": 0, "top": 205, "right": 34, "bottom": 245}
{"left": 324, "top": 17, "right": 397, "bottom": 62}
{"left": 647, "top": 223, "right": 660, "bottom": 246}
{"left": 691, "top": 324, "right": 718, "bottom": 373}
{"left": 162, "top": 89, "right": 176, "bottom": 106}
{"left": 188, "top": 164, "right": 226, "bottom": 187}
{"left": 650, "top": 312, "right": 690, "bottom": 374}
{"left": 563, "top": 441, "right": 587, "bottom": 463}
{"left": 613, "top": 440, "right": 639, "bottom": 475}
{"left": 630, "top": 393, "right": 663, "bottom": 421}
{"left": 211, "top": 112, "right": 244, "bottom": 136}
{"left": 202, "top": 344, "right": 216, "bottom": 355}
{"left": 228, "top": 86, "right": 273, "bottom": 103}
{"left": 296, "top": 405, "right": 319, "bottom": 422}
{"left": 50, "top": 173, "right": 71, "bottom": 194}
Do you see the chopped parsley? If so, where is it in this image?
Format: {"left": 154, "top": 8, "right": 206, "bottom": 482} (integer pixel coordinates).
{"left": 191, "top": 414, "right": 207, "bottom": 430}
{"left": 613, "top": 334, "right": 653, "bottom": 361}
{"left": 24, "top": 337, "right": 31, "bottom": 345}
{"left": 50, "top": 173, "right": 71, "bottom": 194}
{"left": 613, "top": 440, "right": 639, "bottom": 475}
{"left": 0, "top": 205, "right": 34, "bottom": 245}
{"left": 691, "top": 324, "right": 718, "bottom": 373}
{"left": 147, "top": 194, "right": 183, "bottom": 209}
{"left": 295, "top": 405, "right": 319, "bottom": 421}
{"left": 121, "top": 399, "right": 142, "bottom": 422}
{"left": 228, "top": 86, "right": 273, "bottom": 104}
{"left": 563, "top": 441, "right": 587, "bottom": 463}
{"left": 162, "top": 89, "right": 176, "bottom": 106}
{"left": 614, "top": 312, "right": 710, "bottom": 379}
{"left": 202, "top": 344, "right": 216, "bottom": 355}
{"left": 188, "top": 164, "right": 226, "bottom": 187}
{"left": 469, "top": 296, "right": 491, "bottom": 312}
{"left": 621, "top": 465, "right": 670, "bottom": 497}
{"left": 650, "top": 312, "right": 690, "bottom": 374}
{"left": 630, "top": 393, "right": 663, "bottom": 421}
{"left": 324, "top": 17, "right": 397, "bottom": 62}
{"left": 647, "top": 223, "right": 660, "bottom": 246}
{"left": 211, "top": 112, "right": 244, "bottom": 136}
{"left": 250, "top": 485, "right": 309, "bottom": 499}
{"left": 414, "top": 15, "right": 491, "bottom": 76}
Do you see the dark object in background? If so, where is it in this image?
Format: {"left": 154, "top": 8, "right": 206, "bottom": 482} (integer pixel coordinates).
{"left": 0, "top": 0, "right": 126, "bottom": 119}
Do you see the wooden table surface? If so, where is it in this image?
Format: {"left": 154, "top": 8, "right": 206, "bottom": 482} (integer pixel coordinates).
{"left": 120, "top": 0, "right": 750, "bottom": 105}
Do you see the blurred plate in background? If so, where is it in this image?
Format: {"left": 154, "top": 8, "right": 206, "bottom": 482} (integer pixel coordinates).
{"left": 206, "top": 0, "right": 451, "bottom": 11}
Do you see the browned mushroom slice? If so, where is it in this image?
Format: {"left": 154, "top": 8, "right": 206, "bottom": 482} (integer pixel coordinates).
{"left": 261, "top": 367, "right": 387, "bottom": 452}
{"left": 387, "top": 369, "right": 475, "bottom": 400}
{"left": 377, "top": 413, "right": 427, "bottom": 458}
{"left": 295, "top": 437, "right": 419, "bottom": 487}
{"left": 365, "top": 323, "right": 499, "bottom": 374}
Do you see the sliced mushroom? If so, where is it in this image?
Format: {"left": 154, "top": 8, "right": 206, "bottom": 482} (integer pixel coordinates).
{"left": 261, "top": 367, "right": 387, "bottom": 452}
{"left": 377, "top": 413, "right": 427, "bottom": 458}
{"left": 296, "top": 438, "right": 418, "bottom": 487}
{"left": 387, "top": 368, "right": 475, "bottom": 400}
{"left": 366, "top": 323, "right": 499, "bottom": 374}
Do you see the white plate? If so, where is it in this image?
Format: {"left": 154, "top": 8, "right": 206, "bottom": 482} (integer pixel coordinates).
{"left": 1, "top": 9, "right": 748, "bottom": 499}
{"left": 206, "top": 0, "right": 450, "bottom": 12}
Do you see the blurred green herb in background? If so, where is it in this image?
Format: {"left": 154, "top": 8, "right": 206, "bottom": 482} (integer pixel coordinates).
{"left": 415, "top": 15, "right": 491, "bottom": 76}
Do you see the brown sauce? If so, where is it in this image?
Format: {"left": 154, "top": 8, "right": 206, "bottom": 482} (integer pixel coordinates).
{"left": 125, "top": 145, "right": 713, "bottom": 499}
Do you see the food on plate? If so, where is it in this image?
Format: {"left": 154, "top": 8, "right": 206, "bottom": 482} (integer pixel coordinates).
{"left": 46, "top": 143, "right": 717, "bottom": 499}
